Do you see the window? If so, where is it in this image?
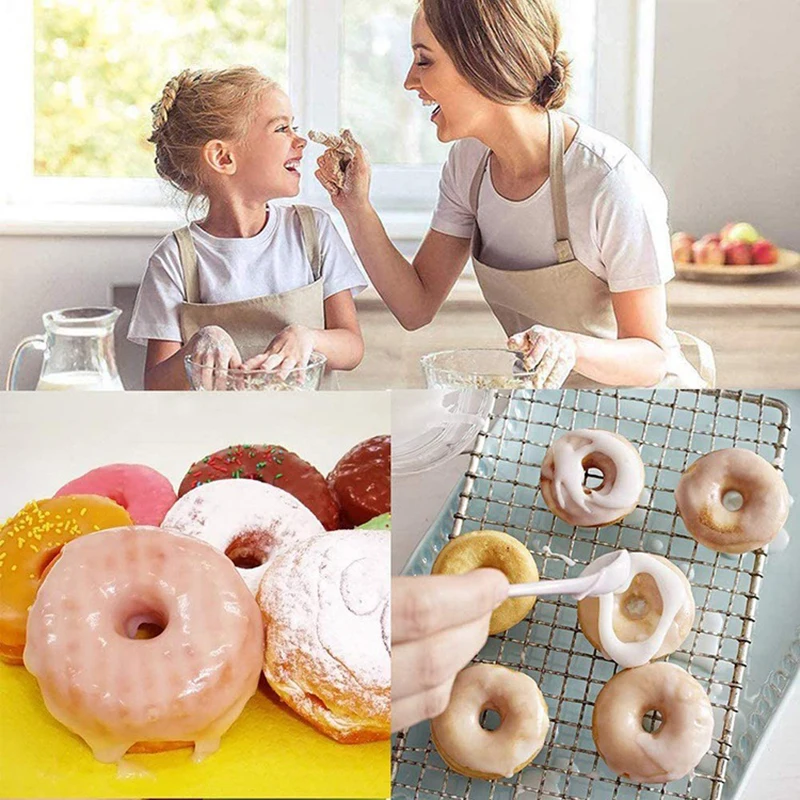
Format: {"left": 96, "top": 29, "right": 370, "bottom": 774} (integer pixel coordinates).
{"left": 1, "top": 0, "right": 654, "bottom": 215}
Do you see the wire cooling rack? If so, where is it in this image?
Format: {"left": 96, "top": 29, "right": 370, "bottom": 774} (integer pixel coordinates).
{"left": 393, "top": 390, "right": 791, "bottom": 800}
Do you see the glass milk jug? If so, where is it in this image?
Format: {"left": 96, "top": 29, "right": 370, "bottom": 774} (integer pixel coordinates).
{"left": 6, "top": 307, "right": 125, "bottom": 391}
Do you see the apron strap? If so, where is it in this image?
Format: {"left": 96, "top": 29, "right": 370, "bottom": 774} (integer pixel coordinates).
{"left": 548, "top": 110, "right": 575, "bottom": 263}
{"left": 174, "top": 226, "right": 200, "bottom": 303}
{"left": 294, "top": 205, "right": 322, "bottom": 282}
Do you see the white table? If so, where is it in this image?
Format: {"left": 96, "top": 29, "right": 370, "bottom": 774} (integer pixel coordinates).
{"left": 393, "top": 446, "right": 800, "bottom": 800}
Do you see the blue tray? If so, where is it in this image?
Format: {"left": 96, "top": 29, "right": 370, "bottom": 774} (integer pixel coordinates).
{"left": 393, "top": 390, "right": 795, "bottom": 800}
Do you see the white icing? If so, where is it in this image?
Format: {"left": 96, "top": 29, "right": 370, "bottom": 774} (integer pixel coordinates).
{"left": 597, "top": 553, "right": 687, "bottom": 668}
{"left": 543, "top": 430, "right": 643, "bottom": 523}
{"left": 541, "top": 544, "right": 576, "bottom": 567}
{"left": 162, "top": 479, "right": 324, "bottom": 594}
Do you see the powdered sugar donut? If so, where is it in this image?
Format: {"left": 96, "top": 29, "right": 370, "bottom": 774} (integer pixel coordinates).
{"left": 257, "top": 529, "right": 390, "bottom": 743}
{"left": 24, "top": 526, "right": 263, "bottom": 763}
{"left": 541, "top": 430, "right": 645, "bottom": 527}
{"left": 161, "top": 479, "right": 324, "bottom": 594}
{"left": 55, "top": 464, "right": 177, "bottom": 526}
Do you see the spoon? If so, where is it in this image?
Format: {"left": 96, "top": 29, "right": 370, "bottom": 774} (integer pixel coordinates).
{"left": 507, "top": 550, "right": 633, "bottom": 600}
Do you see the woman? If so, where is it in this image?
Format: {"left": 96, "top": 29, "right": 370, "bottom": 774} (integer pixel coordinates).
{"left": 315, "top": 0, "right": 714, "bottom": 388}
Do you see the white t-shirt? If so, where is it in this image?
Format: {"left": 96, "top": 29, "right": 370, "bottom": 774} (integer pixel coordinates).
{"left": 128, "top": 204, "right": 367, "bottom": 345}
{"left": 430, "top": 122, "right": 675, "bottom": 293}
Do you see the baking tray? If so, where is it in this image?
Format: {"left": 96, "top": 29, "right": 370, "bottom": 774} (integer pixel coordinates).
{"left": 393, "top": 389, "right": 794, "bottom": 800}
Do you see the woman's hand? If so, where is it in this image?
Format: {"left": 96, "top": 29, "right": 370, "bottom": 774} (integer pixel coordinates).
{"left": 508, "top": 325, "right": 577, "bottom": 389}
{"left": 244, "top": 324, "right": 316, "bottom": 379}
{"left": 314, "top": 130, "right": 372, "bottom": 216}
{"left": 392, "top": 570, "right": 509, "bottom": 732}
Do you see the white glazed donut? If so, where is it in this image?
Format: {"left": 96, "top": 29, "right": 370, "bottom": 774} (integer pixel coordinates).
{"left": 578, "top": 553, "right": 695, "bottom": 668}
{"left": 431, "top": 664, "right": 549, "bottom": 779}
{"left": 592, "top": 662, "right": 714, "bottom": 783}
{"left": 541, "top": 430, "right": 645, "bottom": 527}
{"left": 257, "top": 529, "right": 390, "bottom": 743}
{"left": 161, "top": 478, "right": 325, "bottom": 594}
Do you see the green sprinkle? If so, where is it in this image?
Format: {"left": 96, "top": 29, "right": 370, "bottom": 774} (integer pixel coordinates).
{"left": 274, "top": 473, "right": 283, "bottom": 479}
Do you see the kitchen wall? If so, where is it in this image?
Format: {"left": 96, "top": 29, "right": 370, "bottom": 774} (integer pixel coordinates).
{"left": 651, "top": 0, "right": 800, "bottom": 249}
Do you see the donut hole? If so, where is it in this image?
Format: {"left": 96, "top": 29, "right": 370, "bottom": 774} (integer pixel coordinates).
{"left": 479, "top": 707, "right": 503, "bottom": 731}
{"left": 622, "top": 592, "right": 650, "bottom": 621}
{"left": 641, "top": 708, "right": 663, "bottom": 734}
{"left": 225, "top": 531, "right": 273, "bottom": 570}
{"left": 722, "top": 490, "right": 744, "bottom": 512}
{"left": 117, "top": 599, "right": 169, "bottom": 641}
{"left": 581, "top": 453, "right": 616, "bottom": 494}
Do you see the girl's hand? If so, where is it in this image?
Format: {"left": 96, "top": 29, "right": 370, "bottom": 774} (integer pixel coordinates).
{"left": 245, "top": 324, "right": 316, "bottom": 379}
{"left": 392, "top": 570, "right": 509, "bottom": 732}
{"left": 508, "top": 324, "right": 577, "bottom": 389}
{"left": 314, "top": 130, "right": 372, "bottom": 215}
{"left": 187, "top": 325, "right": 243, "bottom": 390}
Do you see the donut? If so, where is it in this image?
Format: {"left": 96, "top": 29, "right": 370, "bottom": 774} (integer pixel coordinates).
{"left": 162, "top": 479, "right": 324, "bottom": 594}
{"left": 578, "top": 553, "right": 695, "bottom": 668}
{"left": 592, "top": 662, "right": 714, "bottom": 783}
{"left": 257, "top": 529, "right": 390, "bottom": 743}
{"left": 431, "top": 530, "right": 538, "bottom": 635}
{"left": 23, "top": 526, "right": 263, "bottom": 763}
{"left": 540, "top": 429, "right": 645, "bottom": 527}
{"left": 54, "top": 463, "right": 177, "bottom": 526}
{"left": 327, "top": 435, "right": 390, "bottom": 528}
{"left": 0, "top": 496, "right": 133, "bottom": 664}
{"left": 675, "top": 448, "right": 790, "bottom": 553}
{"left": 430, "top": 664, "right": 549, "bottom": 779}
{"left": 178, "top": 444, "right": 341, "bottom": 530}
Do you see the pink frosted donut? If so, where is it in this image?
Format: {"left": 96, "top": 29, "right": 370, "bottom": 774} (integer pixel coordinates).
{"left": 161, "top": 478, "right": 325, "bottom": 594}
{"left": 54, "top": 464, "right": 177, "bottom": 526}
{"left": 23, "top": 526, "right": 264, "bottom": 763}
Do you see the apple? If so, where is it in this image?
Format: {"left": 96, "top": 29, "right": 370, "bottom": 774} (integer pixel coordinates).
{"left": 725, "top": 222, "right": 760, "bottom": 244}
{"left": 671, "top": 232, "right": 695, "bottom": 262}
{"left": 751, "top": 239, "right": 779, "bottom": 265}
{"left": 722, "top": 239, "right": 753, "bottom": 265}
{"left": 720, "top": 222, "right": 739, "bottom": 241}
{"left": 693, "top": 236, "right": 725, "bottom": 265}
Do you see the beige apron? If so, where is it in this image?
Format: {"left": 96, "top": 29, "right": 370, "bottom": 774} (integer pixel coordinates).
{"left": 469, "top": 111, "right": 715, "bottom": 389}
{"left": 175, "top": 204, "right": 337, "bottom": 388}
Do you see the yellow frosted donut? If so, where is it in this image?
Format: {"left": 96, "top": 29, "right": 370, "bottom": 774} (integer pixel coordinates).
{"left": 578, "top": 554, "right": 694, "bottom": 668}
{"left": 431, "top": 530, "right": 538, "bottom": 635}
{"left": 431, "top": 664, "right": 549, "bottom": 779}
{"left": 592, "top": 662, "right": 714, "bottom": 783}
{"left": 676, "top": 448, "right": 790, "bottom": 553}
{"left": 0, "top": 496, "right": 133, "bottom": 664}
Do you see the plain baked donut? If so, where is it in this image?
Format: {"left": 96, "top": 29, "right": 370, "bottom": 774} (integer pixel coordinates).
{"left": 578, "top": 553, "right": 695, "bottom": 668}
{"left": 23, "top": 526, "right": 264, "bottom": 763}
{"left": 541, "top": 429, "right": 645, "bottom": 527}
{"left": 675, "top": 448, "right": 790, "bottom": 553}
{"left": 257, "top": 529, "right": 390, "bottom": 743}
{"left": 592, "top": 661, "right": 714, "bottom": 783}
{"left": 431, "top": 663, "right": 549, "bottom": 779}
{"left": 431, "top": 530, "right": 538, "bottom": 635}
{"left": 162, "top": 478, "right": 324, "bottom": 594}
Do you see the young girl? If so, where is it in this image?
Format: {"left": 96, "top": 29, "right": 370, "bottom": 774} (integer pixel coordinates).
{"left": 128, "top": 66, "right": 367, "bottom": 390}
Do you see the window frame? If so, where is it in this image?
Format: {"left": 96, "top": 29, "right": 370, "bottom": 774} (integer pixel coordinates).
{"left": 1, "top": 0, "right": 655, "bottom": 216}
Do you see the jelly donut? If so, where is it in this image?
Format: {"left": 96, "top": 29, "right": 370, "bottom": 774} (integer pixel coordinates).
{"left": 675, "top": 448, "right": 790, "bottom": 554}
{"left": 431, "top": 664, "right": 549, "bottom": 779}
{"left": 431, "top": 530, "right": 538, "bottom": 635}
{"left": 578, "top": 553, "right": 695, "bottom": 669}
{"left": 55, "top": 463, "right": 177, "bottom": 526}
{"left": 592, "top": 662, "right": 714, "bottom": 783}
{"left": 328, "top": 435, "right": 390, "bottom": 528}
{"left": 23, "top": 526, "right": 263, "bottom": 763}
{"left": 541, "top": 430, "right": 645, "bottom": 527}
{"left": 0, "top": 496, "right": 132, "bottom": 664}
{"left": 162, "top": 479, "right": 324, "bottom": 594}
{"left": 178, "top": 444, "right": 341, "bottom": 531}
{"left": 257, "top": 529, "right": 390, "bottom": 743}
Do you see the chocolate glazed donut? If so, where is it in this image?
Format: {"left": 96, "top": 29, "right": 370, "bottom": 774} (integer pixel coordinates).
{"left": 178, "top": 444, "right": 341, "bottom": 530}
{"left": 327, "top": 435, "right": 391, "bottom": 528}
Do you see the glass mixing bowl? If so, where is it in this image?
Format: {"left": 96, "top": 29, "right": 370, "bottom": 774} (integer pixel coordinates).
{"left": 420, "top": 348, "right": 536, "bottom": 389}
{"left": 185, "top": 352, "right": 326, "bottom": 391}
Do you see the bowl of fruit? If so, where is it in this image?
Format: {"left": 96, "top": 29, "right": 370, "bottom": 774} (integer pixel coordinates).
{"left": 671, "top": 222, "right": 799, "bottom": 282}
